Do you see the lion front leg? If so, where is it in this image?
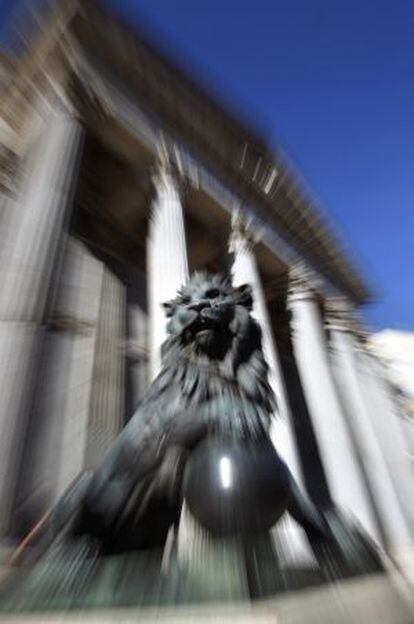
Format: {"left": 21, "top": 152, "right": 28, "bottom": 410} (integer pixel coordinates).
{"left": 80, "top": 427, "right": 167, "bottom": 538}
{"left": 76, "top": 405, "right": 202, "bottom": 547}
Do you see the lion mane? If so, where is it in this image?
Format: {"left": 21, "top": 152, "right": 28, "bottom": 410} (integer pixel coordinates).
{"left": 138, "top": 271, "right": 277, "bottom": 441}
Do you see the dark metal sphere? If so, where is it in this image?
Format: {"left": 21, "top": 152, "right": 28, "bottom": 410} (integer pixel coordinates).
{"left": 183, "top": 438, "right": 291, "bottom": 536}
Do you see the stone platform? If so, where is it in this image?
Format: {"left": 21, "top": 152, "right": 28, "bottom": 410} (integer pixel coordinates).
{"left": 0, "top": 574, "right": 412, "bottom": 624}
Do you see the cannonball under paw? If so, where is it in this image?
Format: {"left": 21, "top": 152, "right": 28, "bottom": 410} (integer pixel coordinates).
{"left": 183, "top": 438, "right": 291, "bottom": 536}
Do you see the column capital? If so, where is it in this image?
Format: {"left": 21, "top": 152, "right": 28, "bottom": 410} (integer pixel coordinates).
{"left": 229, "top": 206, "right": 261, "bottom": 254}
{"left": 324, "top": 297, "right": 370, "bottom": 346}
{"left": 151, "top": 157, "right": 182, "bottom": 196}
{"left": 287, "top": 263, "right": 318, "bottom": 304}
{"left": 324, "top": 297, "right": 355, "bottom": 330}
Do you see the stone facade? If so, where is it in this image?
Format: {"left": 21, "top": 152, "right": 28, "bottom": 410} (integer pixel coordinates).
{"left": 0, "top": 0, "right": 412, "bottom": 609}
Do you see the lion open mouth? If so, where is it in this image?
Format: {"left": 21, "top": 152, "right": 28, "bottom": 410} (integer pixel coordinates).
{"left": 191, "top": 315, "right": 219, "bottom": 335}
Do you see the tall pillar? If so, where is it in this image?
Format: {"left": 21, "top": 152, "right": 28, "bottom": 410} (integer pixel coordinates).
{"left": 86, "top": 265, "right": 126, "bottom": 471}
{"left": 325, "top": 299, "right": 413, "bottom": 558}
{"left": 287, "top": 269, "right": 380, "bottom": 542}
{"left": 230, "top": 212, "right": 313, "bottom": 566}
{"left": 0, "top": 99, "right": 84, "bottom": 536}
{"left": 230, "top": 211, "right": 300, "bottom": 476}
{"left": 147, "top": 161, "right": 189, "bottom": 379}
{"left": 357, "top": 346, "right": 414, "bottom": 533}
{"left": 14, "top": 238, "right": 105, "bottom": 530}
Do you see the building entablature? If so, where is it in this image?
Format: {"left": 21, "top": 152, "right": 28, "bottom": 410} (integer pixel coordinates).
{"left": 0, "top": 0, "right": 373, "bottom": 307}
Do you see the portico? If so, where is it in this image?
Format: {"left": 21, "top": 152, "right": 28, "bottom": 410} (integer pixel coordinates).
{"left": 0, "top": 0, "right": 412, "bottom": 594}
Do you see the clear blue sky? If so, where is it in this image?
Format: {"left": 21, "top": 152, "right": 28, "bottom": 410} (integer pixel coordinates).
{"left": 1, "top": 0, "right": 414, "bottom": 331}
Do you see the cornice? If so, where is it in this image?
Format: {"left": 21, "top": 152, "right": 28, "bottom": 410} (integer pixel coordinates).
{"left": 70, "top": 2, "right": 373, "bottom": 305}
{"left": 2, "top": 0, "right": 373, "bottom": 305}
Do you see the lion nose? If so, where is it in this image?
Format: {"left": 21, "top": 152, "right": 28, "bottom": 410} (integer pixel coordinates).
{"left": 189, "top": 300, "right": 210, "bottom": 312}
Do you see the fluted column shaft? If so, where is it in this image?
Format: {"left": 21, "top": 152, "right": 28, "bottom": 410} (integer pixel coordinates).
{"left": 287, "top": 278, "right": 380, "bottom": 542}
{"left": 327, "top": 307, "right": 413, "bottom": 556}
{"left": 357, "top": 350, "right": 414, "bottom": 532}
{"left": 230, "top": 215, "right": 300, "bottom": 477}
{"left": 147, "top": 164, "right": 189, "bottom": 379}
{"left": 0, "top": 100, "right": 84, "bottom": 536}
{"left": 230, "top": 215, "right": 313, "bottom": 565}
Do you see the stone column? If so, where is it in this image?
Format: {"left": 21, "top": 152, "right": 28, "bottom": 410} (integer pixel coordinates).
{"left": 230, "top": 211, "right": 300, "bottom": 474}
{"left": 230, "top": 212, "right": 314, "bottom": 566}
{"left": 287, "top": 269, "right": 380, "bottom": 542}
{"left": 86, "top": 266, "right": 126, "bottom": 471}
{"left": 14, "top": 238, "right": 105, "bottom": 527}
{"left": 357, "top": 346, "right": 414, "bottom": 533}
{"left": 147, "top": 161, "right": 189, "bottom": 379}
{"left": 326, "top": 300, "right": 413, "bottom": 558}
{"left": 0, "top": 99, "right": 84, "bottom": 536}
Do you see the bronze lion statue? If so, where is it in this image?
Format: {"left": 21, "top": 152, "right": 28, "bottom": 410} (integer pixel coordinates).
{"left": 21, "top": 272, "right": 381, "bottom": 576}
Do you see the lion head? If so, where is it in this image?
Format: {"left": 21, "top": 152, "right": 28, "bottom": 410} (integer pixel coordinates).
{"left": 162, "top": 272, "right": 252, "bottom": 359}
{"left": 156, "top": 272, "right": 276, "bottom": 426}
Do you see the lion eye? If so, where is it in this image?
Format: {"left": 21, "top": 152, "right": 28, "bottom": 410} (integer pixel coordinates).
{"left": 205, "top": 288, "right": 220, "bottom": 299}
{"left": 181, "top": 296, "right": 191, "bottom": 304}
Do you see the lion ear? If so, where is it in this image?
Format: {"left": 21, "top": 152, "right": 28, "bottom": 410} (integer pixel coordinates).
{"left": 162, "top": 301, "right": 176, "bottom": 318}
{"left": 234, "top": 283, "right": 253, "bottom": 310}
